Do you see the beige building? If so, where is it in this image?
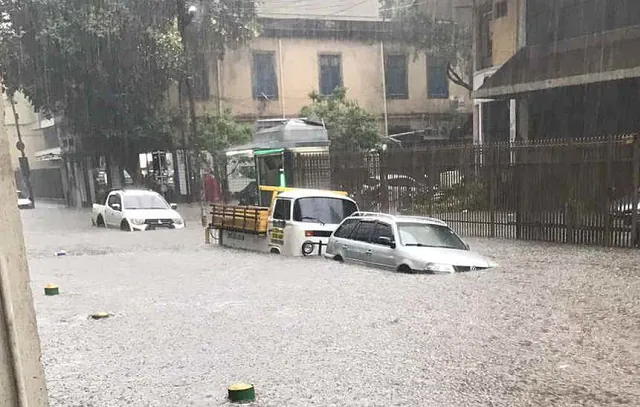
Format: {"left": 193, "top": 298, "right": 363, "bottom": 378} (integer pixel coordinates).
{"left": 472, "top": 0, "right": 525, "bottom": 144}
{"left": 3, "top": 91, "right": 64, "bottom": 199}
{"left": 472, "top": 0, "right": 640, "bottom": 144}
{"left": 185, "top": 0, "right": 472, "bottom": 144}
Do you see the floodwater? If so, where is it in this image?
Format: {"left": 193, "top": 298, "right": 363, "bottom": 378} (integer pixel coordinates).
{"left": 20, "top": 203, "right": 640, "bottom": 406}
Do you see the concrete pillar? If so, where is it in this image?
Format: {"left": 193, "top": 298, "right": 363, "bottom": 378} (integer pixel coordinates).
{"left": 517, "top": 97, "right": 530, "bottom": 141}
{"left": 0, "top": 89, "right": 49, "bottom": 405}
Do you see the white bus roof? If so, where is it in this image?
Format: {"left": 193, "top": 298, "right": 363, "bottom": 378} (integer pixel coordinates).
{"left": 277, "top": 189, "right": 355, "bottom": 202}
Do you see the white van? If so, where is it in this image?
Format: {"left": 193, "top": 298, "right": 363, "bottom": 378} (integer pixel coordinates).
{"left": 267, "top": 189, "right": 359, "bottom": 256}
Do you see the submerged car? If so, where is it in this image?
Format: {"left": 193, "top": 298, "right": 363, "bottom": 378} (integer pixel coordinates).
{"left": 325, "top": 212, "right": 497, "bottom": 273}
{"left": 92, "top": 189, "right": 184, "bottom": 231}
{"left": 17, "top": 190, "right": 33, "bottom": 209}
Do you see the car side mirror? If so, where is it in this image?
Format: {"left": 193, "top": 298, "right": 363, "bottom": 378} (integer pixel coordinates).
{"left": 376, "top": 236, "right": 396, "bottom": 248}
{"left": 170, "top": 203, "right": 178, "bottom": 210}
{"left": 111, "top": 203, "right": 121, "bottom": 211}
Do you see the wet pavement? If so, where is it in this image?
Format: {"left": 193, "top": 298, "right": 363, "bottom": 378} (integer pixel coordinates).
{"left": 19, "top": 203, "right": 640, "bottom": 406}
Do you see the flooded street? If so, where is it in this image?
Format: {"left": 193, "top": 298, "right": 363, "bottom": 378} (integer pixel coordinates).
{"left": 22, "top": 204, "right": 640, "bottom": 406}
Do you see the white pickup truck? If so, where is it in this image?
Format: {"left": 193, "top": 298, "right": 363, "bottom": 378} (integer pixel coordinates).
{"left": 92, "top": 189, "right": 185, "bottom": 231}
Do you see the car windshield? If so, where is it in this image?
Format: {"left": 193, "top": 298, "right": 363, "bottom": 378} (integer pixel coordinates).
{"left": 123, "top": 194, "right": 169, "bottom": 210}
{"left": 293, "top": 197, "right": 357, "bottom": 225}
{"left": 397, "top": 223, "right": 467, "bottom": 250}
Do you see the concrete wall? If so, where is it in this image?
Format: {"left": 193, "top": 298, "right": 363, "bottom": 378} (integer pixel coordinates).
{"left": 489, "top": 0, "right": 520, "bottom": 66}
{"left": 0, "top": 83, "right": 49, "bottom": 407}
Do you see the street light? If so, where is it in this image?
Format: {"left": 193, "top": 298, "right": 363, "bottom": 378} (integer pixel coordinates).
{"left": 176, "top": 1, "right": 200, "bottom": 202}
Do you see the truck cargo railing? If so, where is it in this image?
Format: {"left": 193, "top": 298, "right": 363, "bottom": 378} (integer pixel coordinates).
{"left": 210, "top": 204, "right": 269, "bottom": 235}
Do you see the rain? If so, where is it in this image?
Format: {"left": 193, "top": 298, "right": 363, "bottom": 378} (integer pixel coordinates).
{"left": 0, "top": 0, "right": 639, "bottom": 406}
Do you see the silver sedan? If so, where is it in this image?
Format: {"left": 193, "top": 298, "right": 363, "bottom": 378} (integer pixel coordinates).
{"left": 324, "top": 212, "right": 497, "bottom": 273}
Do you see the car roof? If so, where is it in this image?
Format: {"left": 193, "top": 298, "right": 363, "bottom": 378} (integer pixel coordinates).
{"left": 277, "top": 189, "right": 356, "bottom": 202}
{"left": 347, "top": 212, "right": 447, "bottom": 226}
{"left": 111, "top": 188, "right": 160, "bottom": 196}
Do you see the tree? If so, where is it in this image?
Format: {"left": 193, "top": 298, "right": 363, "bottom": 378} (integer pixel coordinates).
{"left": 197, "top": 108, "right": 251, "bottom": 200}
{"left": 380, "top": 0, "right": 472, "bottom": 91}
{"left": 0, "top": 0, "right": 257, "bottom": 181}
{"left": 300, "top": 87, "right": 380, "bottom": 152}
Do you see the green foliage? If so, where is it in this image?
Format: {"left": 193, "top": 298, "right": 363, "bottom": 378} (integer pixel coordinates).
{"left": 300, "top": 87, "right": 380, "bottom": 152}
{"left": 380, "top": 0, "right": 471, "bottom": 68}
{"left": 197, "top": 108, "right": 251, "bottom": 179}
{"left": 0, "top": 0, "right": 257, "bottom": 157}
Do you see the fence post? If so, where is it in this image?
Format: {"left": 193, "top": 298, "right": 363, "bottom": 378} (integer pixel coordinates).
{"left": 489, "top": 147, "right": 496, "bottom": 238}
{"left": 632, "top": 134, "right": 640, "bottom": 247}
{"left": 515, "top": 146, "right": 526, "bottom": 241}
{"left": 604, "top": 136, "right": 614, "bottom": 246}
{"left": 378, "top": 149, "right": 389, "bottom": 213}
{"left": 428, "top": 148, "right": 435, "bottom": 217}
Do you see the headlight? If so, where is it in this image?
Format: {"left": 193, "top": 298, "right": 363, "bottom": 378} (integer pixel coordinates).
{"left": 173, "top": 218, "right": 184, "bottom": 225}
{"left": 301, "top": 241, "right": 315, "bottom": 256}
{"left": 424, "top": 263, "right": 455, "bottom": 273}
{"left": 131, "top": 218, "right": 145, "bottom": 225}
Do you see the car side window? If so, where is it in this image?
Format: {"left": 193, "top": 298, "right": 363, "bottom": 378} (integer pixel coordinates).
{"left": 353, "top": 221, "right": 375, "bottom": 242}
{"left": 273, "top": 199, "right": 291, "bottom": 220}
{"left": 334, "top": 219, "right": 359, "bottom": 239}
{"left": 107, "top": 194, "right": 122, "bottom": 211}
{"left": 371, "top": 222, "right": 394, "bottom": 244}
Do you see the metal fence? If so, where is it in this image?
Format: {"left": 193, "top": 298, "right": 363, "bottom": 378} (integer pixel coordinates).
{"left": 295, "top": 135, "right": 640, "bottom": 248}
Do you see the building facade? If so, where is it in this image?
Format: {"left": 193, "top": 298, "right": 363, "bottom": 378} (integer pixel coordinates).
{"left": 472, "top": 0, "right": 640, "bottom": 144}
{"left": 183, "top": 0, "right": 473, "bottom": 146}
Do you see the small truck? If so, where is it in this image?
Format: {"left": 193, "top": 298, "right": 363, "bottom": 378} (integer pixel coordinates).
{"left": 92, "top": 188, "right": 185, "bottom": 231}
{"left": 208, "top": 186, "right": 358, "bottom": 256}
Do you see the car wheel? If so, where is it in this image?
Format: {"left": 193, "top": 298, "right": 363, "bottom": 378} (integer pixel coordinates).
{"left": 397, "top": 264, "right": 413, "bottom": 274}
{"left": 96, "top": 216, "right": 105, "bottom": 228}
{"left": 334, "top": 255, "right": 344, "bottom": 263}
{"left": 120, "top": 220, "right": 131, "bottom": 232}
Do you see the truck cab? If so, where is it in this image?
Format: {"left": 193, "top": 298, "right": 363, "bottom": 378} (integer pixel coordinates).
{"left": 267, "top": 190, "right": 358, "bottom": 256}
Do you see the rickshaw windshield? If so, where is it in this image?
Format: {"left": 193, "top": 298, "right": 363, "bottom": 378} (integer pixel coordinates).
{"left": 293, "top": 197, "right": 357, "bottom": 225}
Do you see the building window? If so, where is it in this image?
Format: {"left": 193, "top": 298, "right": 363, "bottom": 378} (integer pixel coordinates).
{"left": 427, "top": 57, "right": 449, "bottom": 99}
{"left": 385, "top": 54, "right": 408, "bottom": 99}
{"left": 319, "top": 54, "right": 342, "bottom": 96}
{"left": 495, "top": 0, "right": 508, "bottom": 18}
{"left": 252, "top": 52, "right": 278, "bottom": 100}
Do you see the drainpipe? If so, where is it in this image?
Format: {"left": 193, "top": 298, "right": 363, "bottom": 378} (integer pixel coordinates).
{"left": 380, "top": 41, "right": 389, "bottom": 137}
{"left": 277, "top": 38, "right": 286, "bottom": 119}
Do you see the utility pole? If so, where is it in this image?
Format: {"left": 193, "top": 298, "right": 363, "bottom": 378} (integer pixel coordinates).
{"left": 0, "top": 86, "right": 49, "bottom": 406}
{"left": 177, "top": 0, "right": 200, "bottom": 203}
{"left": 8, "top": 93, "right": 35, "bottom": 208}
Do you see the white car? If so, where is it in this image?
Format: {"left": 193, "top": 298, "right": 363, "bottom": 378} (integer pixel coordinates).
{"left": 92, "top": 189, "right": 185, "bottom": 231}
{"left": 17, "top": 190, "right": 33, "bottom": 209}
{"left": 325, "top": 212, "right": 497, "bottom": 273}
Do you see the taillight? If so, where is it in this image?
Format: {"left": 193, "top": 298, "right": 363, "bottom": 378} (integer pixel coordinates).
{"left": 305, "top": 230, "right": 314, "bottom": 237}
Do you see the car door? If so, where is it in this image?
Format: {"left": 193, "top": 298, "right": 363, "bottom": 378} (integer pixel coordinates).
{"left": 268, "top": 198, "right": 291, "bottom": 253}
{"left": 369, "top": 221, "right": 397, "bottom": 269}
{"left": 329, "top": 218, "right": 359, "bottom": 258}
{"left": 348, "top": 220, "right": 376, "bottom": 264}
{"left": 104, "top": 193, "right": 123, "bottom": 227}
